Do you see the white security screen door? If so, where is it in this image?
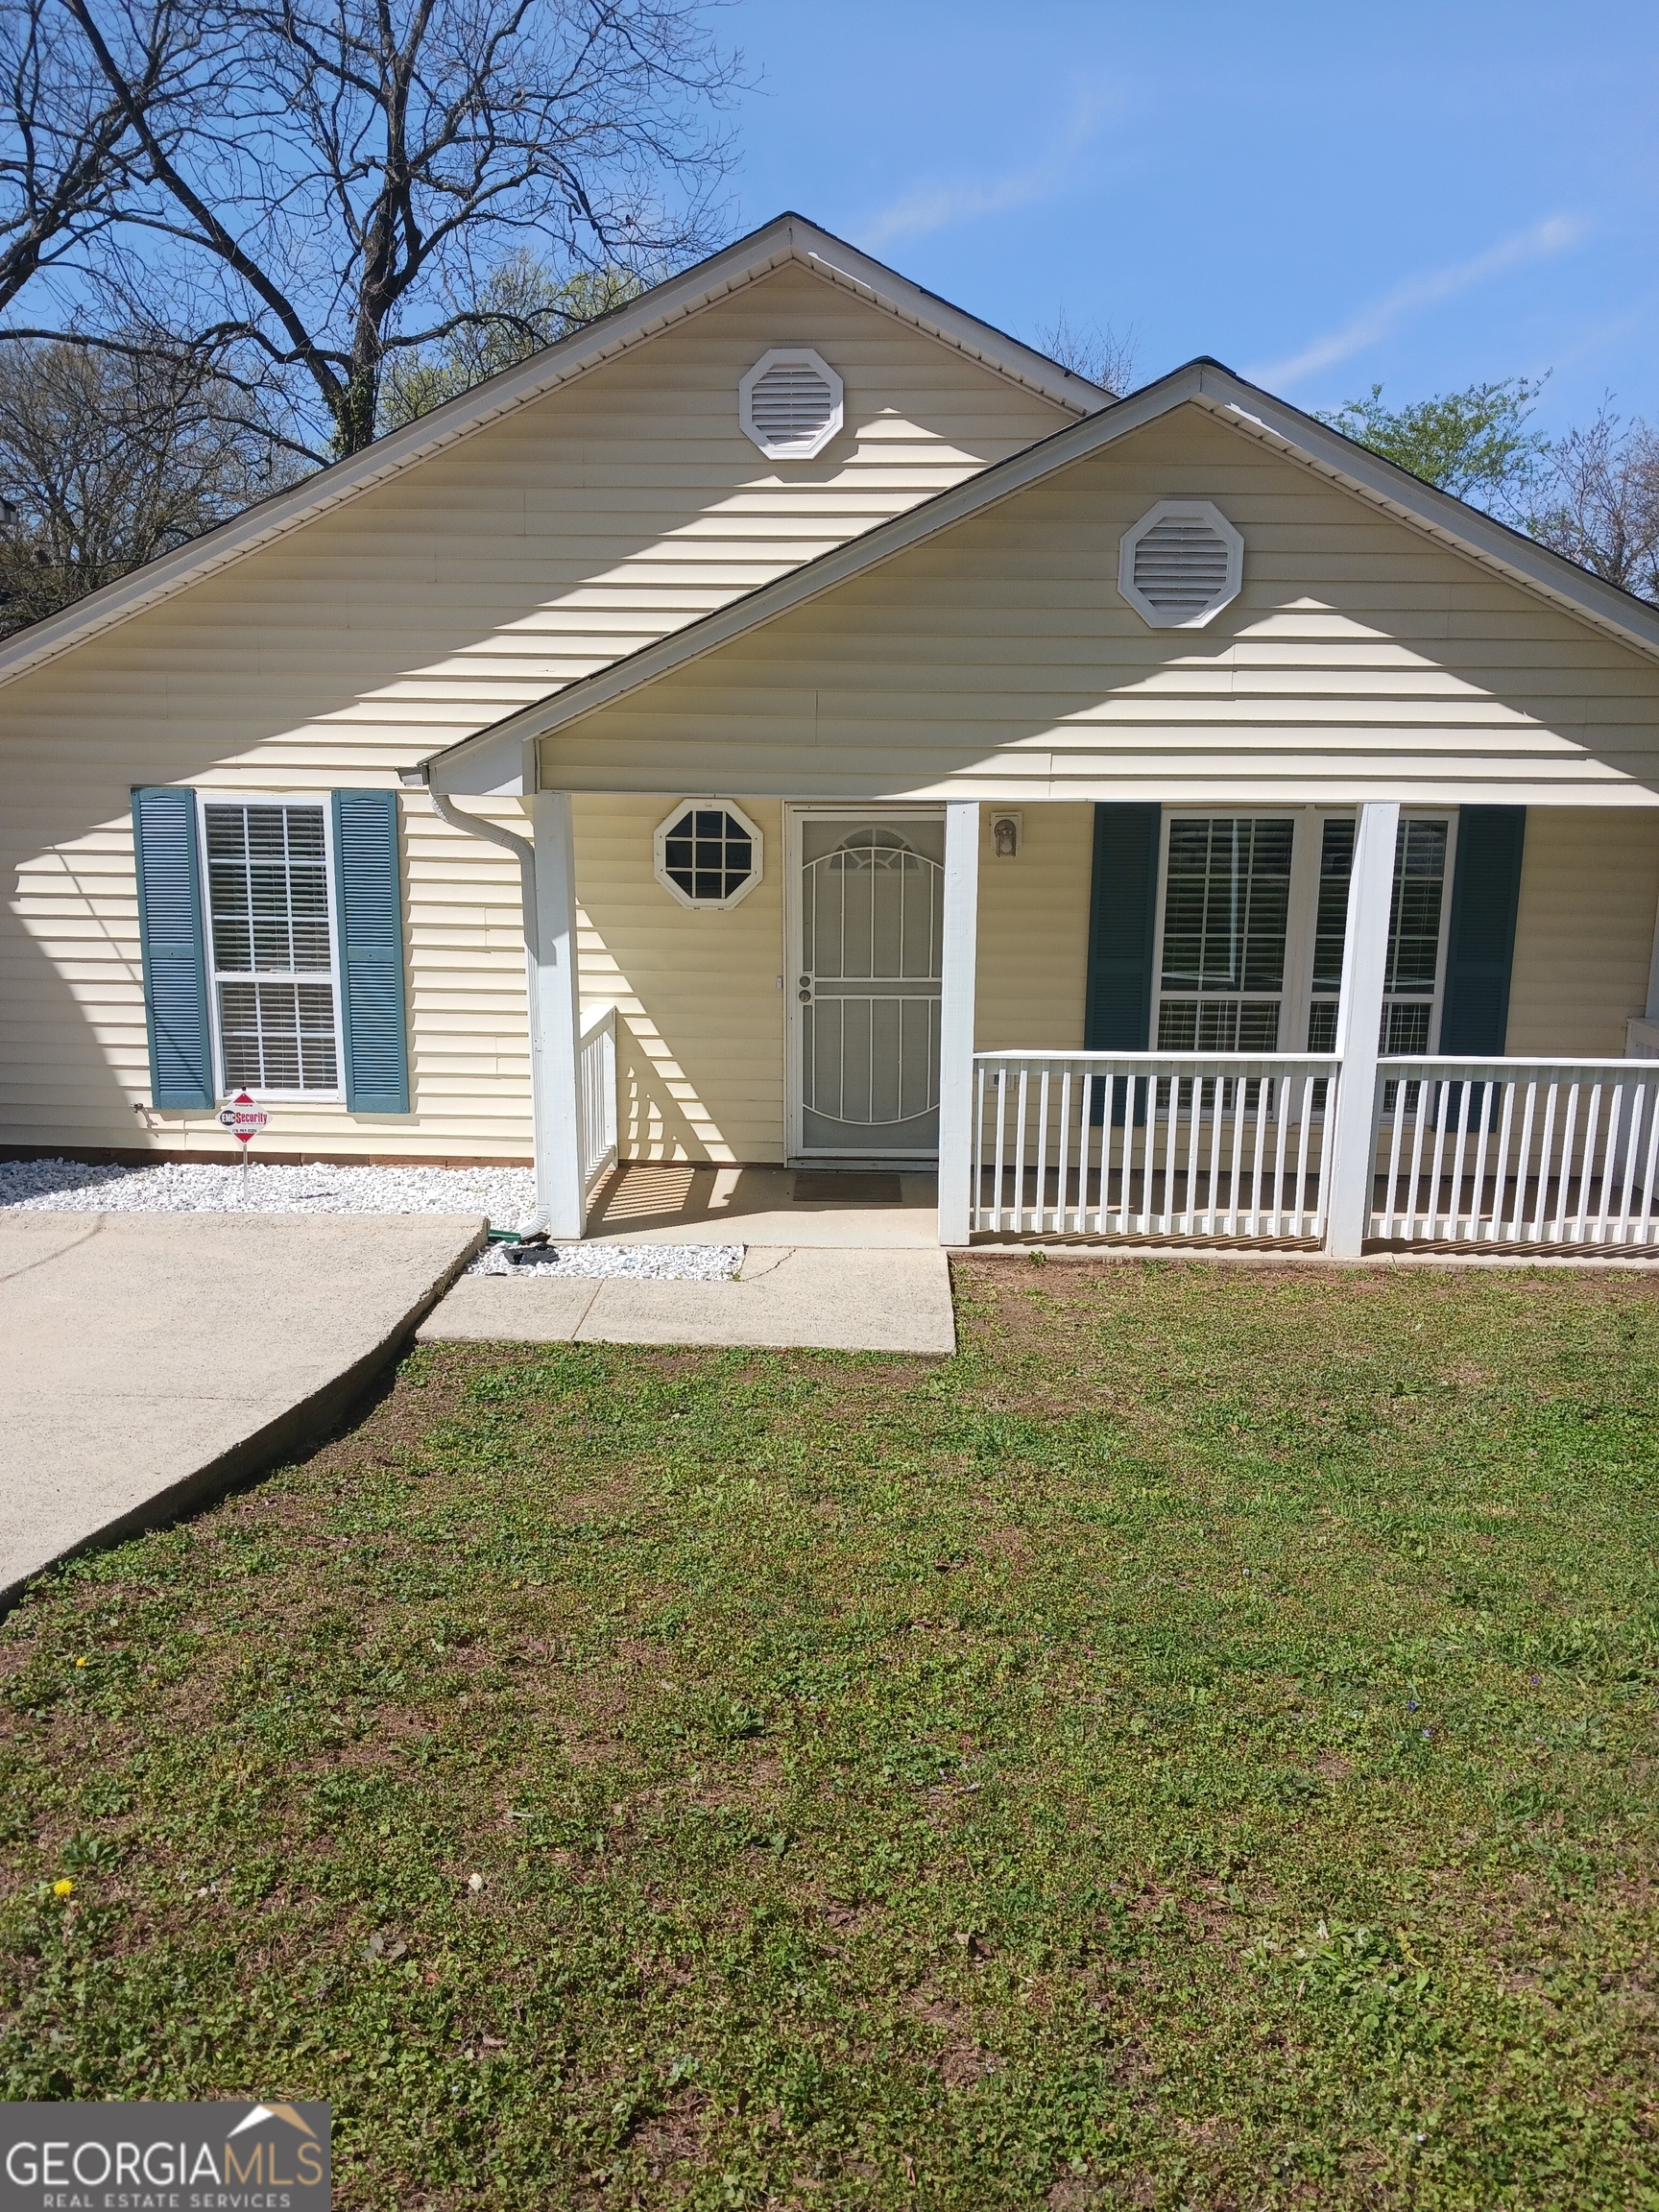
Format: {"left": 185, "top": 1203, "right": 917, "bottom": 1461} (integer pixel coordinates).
{"left": 788, "top": 813, "right": 945, "bottom": 1158}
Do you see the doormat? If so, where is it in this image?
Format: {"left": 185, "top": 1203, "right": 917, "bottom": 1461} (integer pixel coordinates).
{"left": 792, "top": 1171, "right": 904, "bottom": 1206}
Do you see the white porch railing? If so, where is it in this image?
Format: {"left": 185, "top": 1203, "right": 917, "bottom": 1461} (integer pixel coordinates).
{"left": 966, "top": 1050, "right": 1659, "bottom": 1252}
{"left": 577, "top": 1001, "right": 618, "bottom": 1192}
{"left": 971, "top": 1052, "right": 1339, "bottom": 1241}
{"left": 1370, "top": 1058, "right": 1659, "bottom": 1249}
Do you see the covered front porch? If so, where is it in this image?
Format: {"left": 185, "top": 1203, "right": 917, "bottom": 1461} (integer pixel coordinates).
{"left": 583, "top": 1160, "right": 940, "bottom": 1247}
{"left": 512, "top": 791, "right": 1659, "bottom": 1262}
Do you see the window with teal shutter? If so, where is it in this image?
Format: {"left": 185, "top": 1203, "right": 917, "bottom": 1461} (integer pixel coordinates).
{"left": 1440, "top": 807, "right": 1526, "bottom": 1054}
{"left": 1085, "top": 803, "right": 1161, "bottom": 1123}
{"left": 1085, "top": 804, "right": 1161, "bottom": 1047}
{"left": 331, "top": 789, "right": 411, "bottom": 1113}
{"left": 132, "top": 785, "right": 214, "bottom": 1109}
{"left": 204, "top": 800, "right": 339, "bottom": 1092}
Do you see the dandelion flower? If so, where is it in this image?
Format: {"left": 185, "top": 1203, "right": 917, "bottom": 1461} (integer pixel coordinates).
{"left": 53, "top": 1879, "right": 73, "bottom": 1898}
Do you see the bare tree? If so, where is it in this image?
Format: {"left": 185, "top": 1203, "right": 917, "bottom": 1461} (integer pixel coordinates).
{"left": 53, "top": 0, "right": 740, "bottom": 455}
{"left": 0, "top": 0, "right": 206, "bottom": 313}
{"left": 0, "top": 335, "right": 300, "bottom": 634}
{"left": 1527, "top": 406, "right": 1659, "bottom": 604}
{"left": 1034, "top": 307, "right": 1137, "bottom": 399}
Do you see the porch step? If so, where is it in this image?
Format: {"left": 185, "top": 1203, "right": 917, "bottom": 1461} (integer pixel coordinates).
{"left": 792, "top": 1170, "right": 903, "bottom": 1205}
{"left": 419, "top": 1246, "right": 955, "bottom": 1354}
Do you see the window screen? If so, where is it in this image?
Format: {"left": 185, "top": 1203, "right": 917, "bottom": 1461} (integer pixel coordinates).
{"left": 1156, "top": 816, "right": 1292, "bottom": 1051}
{"left": 204, "top": 801, "right": 339, "bottom": 1092}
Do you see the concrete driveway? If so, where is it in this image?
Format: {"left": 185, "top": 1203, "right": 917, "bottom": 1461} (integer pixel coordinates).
{"left": 0, "top": 1211, "right": 484, "bottom": 1603}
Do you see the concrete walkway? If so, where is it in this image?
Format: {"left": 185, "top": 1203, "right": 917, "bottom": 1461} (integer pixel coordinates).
{"left": 420, "top": 1245, "right": 956, "bottom": 1355}
{"left": 0, "top": 1212, "right": 484, "bottom": 1602}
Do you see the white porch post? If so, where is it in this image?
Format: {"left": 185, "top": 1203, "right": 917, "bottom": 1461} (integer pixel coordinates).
{"left": 528, "top": 789, "right": 587, "bottom": 1238}
{"left": 937, "top": 800, "right": 980, "bottom": 1246}
{"left": 1324, "top": 799, "right": 1400, "bottom": 1259}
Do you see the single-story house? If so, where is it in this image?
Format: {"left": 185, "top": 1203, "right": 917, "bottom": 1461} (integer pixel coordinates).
{"left": 7, "top": 211, "right": 1659, "bottom": 1259}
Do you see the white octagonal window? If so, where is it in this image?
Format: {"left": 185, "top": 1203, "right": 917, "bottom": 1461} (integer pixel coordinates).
{"left": 1118, "top": 499, "right": 1244, "bottom": 629}
{"left": 655, "top": 800, "right": 764, "bottom": 910}
{"left": 739, "top": 348, "right": 843, "bottom": 460}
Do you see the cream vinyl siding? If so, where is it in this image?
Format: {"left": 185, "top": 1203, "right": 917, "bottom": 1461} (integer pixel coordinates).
{"left": 0, "top": 261, "right": 1067, "bottom": 1157}
{"left": 576, "top": 796, "right": 783, "bottom": 1162}
{"left": 974, "top": 803, "right": 1094, "bottom": 1048}
{"left": 568, "top": 799, "right": 1099, "bottom": 1166}
{"left": 541, "top": 403, "right": 1659, "bottom": 806}
{"left": 1506, "top": 809, "right": 1659, "bottom": 1058}
{"left": 7, "top": 798, "right": 536, "bottom": 1159}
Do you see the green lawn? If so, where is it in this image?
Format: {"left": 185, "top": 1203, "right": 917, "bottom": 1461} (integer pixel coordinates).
{"left": 3, "top": 1260, "right": 1657, "bottom": 2209}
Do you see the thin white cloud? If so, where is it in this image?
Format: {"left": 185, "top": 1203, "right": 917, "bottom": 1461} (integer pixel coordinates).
{"left": 1248, "top": 215, "right": 1586, "bottom": 390}
{"left": 863, "top": 167, "right": 1056, "bottom": 248}
{"left": 860, "top": 89, "right": 1118, "bottom": 250}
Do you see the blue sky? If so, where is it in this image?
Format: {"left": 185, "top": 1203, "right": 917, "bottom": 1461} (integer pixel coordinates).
{"left": 728, "top": 0, "right": 1659, "bottom": 436}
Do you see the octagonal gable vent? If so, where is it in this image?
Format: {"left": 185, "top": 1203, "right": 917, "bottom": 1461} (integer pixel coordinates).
{"left": 739, "top": 348, "right": 843, "bottom": 460}
{"left": 1118, "top": 499, "right": 1243, "bottom": 629}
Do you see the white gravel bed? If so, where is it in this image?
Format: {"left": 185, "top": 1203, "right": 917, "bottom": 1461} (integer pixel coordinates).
{"left": 467, "top": 1241, "right": 743, "bottom": 1281}
{"left": 0, "top": 1155, "right": 539, "bottom": 1224}
{"left": 0, "top": 1157, "right": 743, "bottom": 1282}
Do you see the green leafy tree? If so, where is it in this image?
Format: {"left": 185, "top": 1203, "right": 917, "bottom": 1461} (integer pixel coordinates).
{"left": 378, "top": 256, "right": 646, "bottom": 433}
{"left": 1318, "top": 377, "right": 1551, "bottom": 517}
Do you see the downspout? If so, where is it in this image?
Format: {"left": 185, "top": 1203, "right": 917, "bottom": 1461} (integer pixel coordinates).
{"left": 421, "top": 776, "right": 550, "bottom": 1237}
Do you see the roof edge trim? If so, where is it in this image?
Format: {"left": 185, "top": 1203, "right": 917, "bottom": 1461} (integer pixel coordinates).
{"left": 426, "top": 356, "right": 1659, "bottom": 791}
{"left": 0, "top": 211, "right": 1106, "bottom": 695}
{"left": 1187, "top": 373, "right": 1659, "bottom": 657}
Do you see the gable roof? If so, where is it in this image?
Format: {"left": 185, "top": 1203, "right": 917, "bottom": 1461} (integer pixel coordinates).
{"left": 0, "top": 212, "right": 1106, "bottom": 695}
{"left": 421, "top": 356, "right": 1659, "bottom": 797}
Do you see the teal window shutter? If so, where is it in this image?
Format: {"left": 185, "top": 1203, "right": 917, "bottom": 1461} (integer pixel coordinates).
{"left": 1439, "top": 807, "right": 1526, "bottom": 1055}
{"left": 131, "top": 785, "right": 214, "bottom": 1109}
{"left": 331, "top": 789, "right": 411, "bottom": 1113}
{"left": 1085, "top": 803, "right": 1162, "bottom": 1047}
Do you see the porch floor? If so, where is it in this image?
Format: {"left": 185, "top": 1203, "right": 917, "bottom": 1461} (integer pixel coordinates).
{"left": 583, "top": 1163, "right": 939, "bottom": 1247}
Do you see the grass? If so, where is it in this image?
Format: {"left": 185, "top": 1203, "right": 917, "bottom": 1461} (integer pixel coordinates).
{"left": 1, "top": 1258, "right": 1657, "bottom": 2209}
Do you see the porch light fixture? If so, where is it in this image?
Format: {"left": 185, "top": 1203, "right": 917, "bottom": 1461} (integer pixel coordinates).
{"left": 739, "top": 349, "right": 843, "bottom": 459}
{"left": 1118, "top": 499, "right": 1244, "bottom": 629}
{"left": 990, "top": 810, "right": 1022, "bottom": 857}
{"left": 654, "top": 800, "right": 764, "bottom": 910}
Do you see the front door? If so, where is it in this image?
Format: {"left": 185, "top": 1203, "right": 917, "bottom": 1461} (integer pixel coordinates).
{"left": 786, "top": 811, "right": 946, "bottom": 1159}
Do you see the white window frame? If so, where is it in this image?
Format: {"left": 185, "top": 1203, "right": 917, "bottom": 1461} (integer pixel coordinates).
{"left": 1151, "top": 805, "right": 1459, "bottom": 1059}
{"left": 196, "top": 791, "right": 345, "bottom": 1102}
{"left": 738, "top": 348, "right": 844, "bottom": 460}
{"left": 1118, "top": 498, "right": 1244, "bottom": 629}
{"left": 653, "top": 799, "right": 765, "bottom": 912}
{"left": 1381, "top": 809, "right": 1458, "bottom": 1056}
